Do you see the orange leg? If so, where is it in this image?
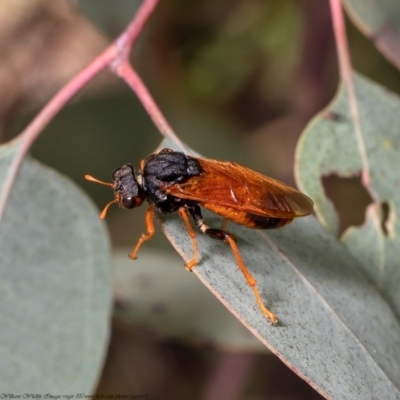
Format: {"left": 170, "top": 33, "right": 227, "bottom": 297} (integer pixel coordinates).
{"left": 224, "top": 235, "right": 278, "bottom": 324}
{"left": 129, "top": 205, "right": 155, "bottom": 260}
{"left": 178, "top": 207, "right": 199, "bottom": 271}
{"left": 186, "top": 204, "right": 278, "bottom": 323}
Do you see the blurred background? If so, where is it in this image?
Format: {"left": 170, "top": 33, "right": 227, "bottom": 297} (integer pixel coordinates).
{"left": 2, "top": 0, "right": 400, "bottom": 398}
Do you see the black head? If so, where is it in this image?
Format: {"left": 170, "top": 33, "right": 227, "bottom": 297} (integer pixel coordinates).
{"left": 85, "top": 164, "right": 146, "bottom": 219}
{"left": 112, "top": 164, "right": 145, "bottom": 209}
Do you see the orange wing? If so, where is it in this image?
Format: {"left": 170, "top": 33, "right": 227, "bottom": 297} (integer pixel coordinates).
{"left": 166, "top": 158, "right": 314, "bottom": 219}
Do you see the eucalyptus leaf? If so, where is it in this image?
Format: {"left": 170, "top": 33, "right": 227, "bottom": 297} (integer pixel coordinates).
{"left": 343, "top": 0, "right": 400, "bottom": 70}
{"left": 296, "top": 72, "right": 400, "bottom": 320}
{"left": 0, "top": 138, "right": 112, "bottom": 392}
{"left": 113, "top": 248, "right": 265, "bottom": 351}
{"left": 151, "top": 137, "right": 400, "bottom": 399}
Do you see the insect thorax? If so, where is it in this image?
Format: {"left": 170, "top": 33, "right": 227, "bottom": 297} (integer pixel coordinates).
{"left": 142, "top": 149, "right": 203, "bottom": 212}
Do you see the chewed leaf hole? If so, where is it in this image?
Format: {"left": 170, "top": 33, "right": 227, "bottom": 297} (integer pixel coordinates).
{"left": 322, "top": 173, "right": 373, "bottom": 234}
{"left": 380, "top": 202, "right": 390, "bottom": 236}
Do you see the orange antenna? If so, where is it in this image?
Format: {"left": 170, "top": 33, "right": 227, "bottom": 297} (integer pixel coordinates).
{"left": 85, "top": 174, "right": 114, "bottom": 188}
{"left": 99, "top": 200, "right": 117, "bottom": 219}
{"left": 85, "top": 174, "right": 117, "bottom": 219}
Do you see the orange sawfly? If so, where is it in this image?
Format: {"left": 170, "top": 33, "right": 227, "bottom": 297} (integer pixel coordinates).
{"left": 86, "top": 148, "right": 314, "bottom": 323}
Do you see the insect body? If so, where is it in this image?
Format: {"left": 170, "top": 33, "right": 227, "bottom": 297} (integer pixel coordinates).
{"left": 85, "top": 148, "right": 314, "bottom": 324}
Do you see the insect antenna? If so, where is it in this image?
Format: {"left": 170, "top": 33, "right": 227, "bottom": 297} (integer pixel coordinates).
{"left": 84, "top": 174, "right": 117, "bottom": 219}
{"left": 84, "top": 174, "right": 114, "bottom": 188}
{"left": 99, "top": 200, "right": 117, "bottom": 219}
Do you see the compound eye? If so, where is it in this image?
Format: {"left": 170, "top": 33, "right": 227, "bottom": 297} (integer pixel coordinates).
{"left": 122, "top": 196, "right": 136, "bottom": 209}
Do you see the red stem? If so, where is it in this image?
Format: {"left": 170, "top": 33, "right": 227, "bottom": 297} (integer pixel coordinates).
{"left": 0, "top": 0, "right": 182, "bottom": 219}
{"left": 116, "top": 62, "right": 183, "bottom": 146}
{"left": 329, "top": 0, "right": 369, "bottom": 185}
{"left": 329, "top": 0, "right": 352, "bottom": 81}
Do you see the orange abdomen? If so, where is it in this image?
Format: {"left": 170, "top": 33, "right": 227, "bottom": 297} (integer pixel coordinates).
{"left": 202, "top": 203, "right": 293, "bottom": 229}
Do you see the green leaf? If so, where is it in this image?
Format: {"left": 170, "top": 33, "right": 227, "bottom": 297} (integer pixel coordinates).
{"left": 0, "top": 138, "right": 112, "bottom": 391}
{"left": 296, "top": 72, "right": 400, "bottom": 318}
{"left": 154, "top": 136, "right": 400, "bottom": 399}
{"left": 113, "top": 248, "right": 265, "bottom": 351}
{"left": 343, "top": 0, "right": 400, "bottom": 70}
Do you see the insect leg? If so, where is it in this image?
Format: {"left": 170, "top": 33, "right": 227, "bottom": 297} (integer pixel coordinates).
{"left": 129, "top": 204, "right": 155, "bottom": 260}
{"left": 223, "top": 235, "right": 278, "bottom": 324}
{"left": 178, "top": 207, "right": 199, "bottom": 271}
{"left": 187, "top": 204, "right": 278, "bottom": 324}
